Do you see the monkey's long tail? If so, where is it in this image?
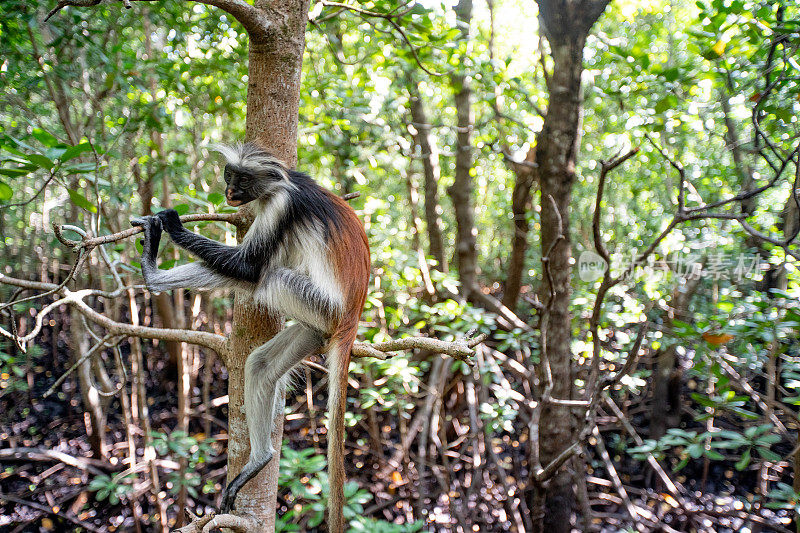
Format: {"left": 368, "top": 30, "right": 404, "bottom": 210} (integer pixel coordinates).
{"left": 326, "top": 327, "right": 356, "bottom": 533}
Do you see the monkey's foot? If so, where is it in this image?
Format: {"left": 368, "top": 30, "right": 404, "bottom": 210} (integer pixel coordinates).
{"left": 174, "top": 510, "right": 260, "bottom": 533}
{"left": 220, "top": 451, "right": 274, "bottom": 513}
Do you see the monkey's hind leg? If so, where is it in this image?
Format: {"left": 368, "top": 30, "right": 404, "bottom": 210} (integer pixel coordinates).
{"left": 220, "top": 323, "right": 325, "bottom": 513}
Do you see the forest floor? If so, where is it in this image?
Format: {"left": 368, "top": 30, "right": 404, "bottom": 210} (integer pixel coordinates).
{"left": 0, "top": 313, "right": 794, "bottom": 532}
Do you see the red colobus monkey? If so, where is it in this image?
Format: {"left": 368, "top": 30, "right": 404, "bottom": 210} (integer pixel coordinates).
{"left": 131, "top": 142, "right": 370, "bottom": 531}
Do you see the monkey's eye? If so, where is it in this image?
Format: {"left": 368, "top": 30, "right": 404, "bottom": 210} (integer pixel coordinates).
{"left": 223, "top": 168, "right": 231, "bottom": 183}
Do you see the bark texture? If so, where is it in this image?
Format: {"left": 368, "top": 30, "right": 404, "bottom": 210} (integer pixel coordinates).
{"left": 408, "top": 80, "right": 448, "bottom": 272}
{"left": 223, "top": 1, "right": 310, "bottom": 531}
{"left": 532, "top": 1, "right": 609, "bottom": 531}
{"left": 448, "top": 0, "right": 478, "bottom": 298}
{"left": 502, "top": 147, "right": 537, "bottom": 310}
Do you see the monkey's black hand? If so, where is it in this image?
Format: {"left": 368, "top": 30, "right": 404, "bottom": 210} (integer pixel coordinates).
{"left": 155, "top": 209, "right": 183, "bottom": 236}
{"left": 130, "top": 215, "right": 162, "bottom": 264}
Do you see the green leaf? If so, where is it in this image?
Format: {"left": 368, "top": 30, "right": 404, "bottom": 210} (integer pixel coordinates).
{"left": 68, "top": 189, "right": 98, "bottom": 213}
{"left": 45, "top": 147, "right": 67, "bottom": 161}
{"left": 662, "top": 67, "right": 680, "bottom": 82}
{"left": 691, "top": 393, "right": 716, "bottom": 407}
{"left": 705, "top": 450, "right": 724, "bottom": 461}
{"left": 31, "top": 128, "right": 60, "bottom": 147}
{"left": 728, "top": 407, "right": 759, "bottom": 419}
{"left": 25, "top": 153, "right": 54, "bottom": 170}
{"left": 654, "top": 94, "right": 678, "bottom": 114}
{"left": 0, "top": 168, "right": 31, "bottom": 178}
{"left": 757, "top": 447, "right": 781, "bottom": 462}
{"left": 61, "top": 142, "right": 93, "bottom": 162}
{"left": 208, "top": 192, "right": 225, "bottom": 205}
{"left": 735, "top": 448, "right": 751, "bottom": 470}
{"left": 0, "top": 182, "right": 12, "bottom": 201}
{"left": 687, "top": 443, "right": 704, "bottom": 458}
{"left": 62, "top": 162, "right": 96, "bottom": 174}
{"left": 173, "top": 203, "right": 190, "bottom": 215}
{"left": 308, "top": 511, "right": 324, "bottom": 528}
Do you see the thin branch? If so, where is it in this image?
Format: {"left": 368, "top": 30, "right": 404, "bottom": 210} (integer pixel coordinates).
{"left": 645, "top": 134, "right": 686, "bottom": 213}
{"left": 353, "top": 332, "right": 486, "bottom": 364}
{"left": 318, "top": 1, "right": 446, "bottom": 77}
{"left": 45, "top": 0, "right": 273, "bottom": 41}
{"left": 0, "top": 447, "right": 114, "bottom": 476}
{"left": 53, "top": 212, "right": 242, "bottom": 250}
{"left": 0, "top": 492, "right": 104, "bottom": 533}
{"left": 0, "top": 167, "right": 59, "bottom": 210}
{"left": 0, "top": 273, "right": 229, "bottom": 355}
{"left": 593, "top": 148, "right": 639, "bottom": 264}
{"left": 43, "top": 334, "right": 120, "bottom": 398}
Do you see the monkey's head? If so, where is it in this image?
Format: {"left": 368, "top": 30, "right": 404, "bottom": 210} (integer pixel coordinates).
{"left": 223, "top": 165, "right": 259, "bottom": 206}
{"left": 215, "top": 143, "right": 291, "bottom": 206}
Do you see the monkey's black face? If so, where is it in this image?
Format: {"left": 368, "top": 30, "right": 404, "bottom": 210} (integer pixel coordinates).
{"left": 223, "top": 166, "right": 258, "bottom": 207}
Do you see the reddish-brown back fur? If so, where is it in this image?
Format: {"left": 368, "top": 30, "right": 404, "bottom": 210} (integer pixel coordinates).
{"left": 329, "top": 193, "right": 370, "bottom": 331}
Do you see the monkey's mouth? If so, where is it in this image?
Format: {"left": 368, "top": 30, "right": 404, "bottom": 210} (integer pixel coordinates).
{"left": 227, "top": 198, "right": 243, "bottom": 207}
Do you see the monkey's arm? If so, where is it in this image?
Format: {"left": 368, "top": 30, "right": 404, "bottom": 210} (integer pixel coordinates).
{"left": 132, "top": 215, "right": 240, "bottom": 292}
{"left": 155, "top": 209, "right": 261, "bottom": 282}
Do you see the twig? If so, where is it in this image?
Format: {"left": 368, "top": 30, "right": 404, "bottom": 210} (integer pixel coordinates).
{"left": 53, "top": 212, "right": 241, "bottom": 250}
{"left": 603, "top": 394, "right": 685, "bottom": 498}
{"left": 593, "top": 148, "right": 639, "bottom": 263}
{"left": 0, "top": 167, "right": 59, "bottom": 210}
{"left": 0, "top": 492, "right": 104, "bottom": 533}
{"left": 0, "top": 447, "right": 114, "bottom": 476}
{"left": 44, "top": 0, "right": 273, "bottom": 41}
{"left": 319, "top": 1, "right": 445, "bottom": 77}
{"left": 43, "top": 334, "right": 120, "bottom": 398}
{"left": 592, "top": 426, "right": 654, "bottom": 531}
{"left": 352, "top": 332, "right": 486, "bottom": 364}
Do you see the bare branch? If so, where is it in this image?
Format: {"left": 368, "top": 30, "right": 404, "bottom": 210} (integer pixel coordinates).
{"left": 0, "top": 273, "right": 229, "bottom": 355}
{"left": 353, "top": 332, "right": 486, "bottom": 364}
{"left": 318, "top": 1, "right": 446, "bottom": 77}
{"left": 70, "top": 294, "right": 229, "bottom": 355}
{"left": 45, "top": 0, "right": 273, "bottom": 41}
{"left": 593, "top": 148, "right": 639, "bottom": 264}
{"left": 0, "top": 167, "right": 58, "bottom": 210}
{"left": 53, "top": 212, "right": 242, "bottom": 250}
{"left": 43, "top": 334, "right": 121, "bottom": 398}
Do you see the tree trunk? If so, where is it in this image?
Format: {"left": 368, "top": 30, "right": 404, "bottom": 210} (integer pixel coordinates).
{"left": 502, "top": 147, "right": 537, "bottom": 310}
{"left": 448, "top": 0, "right": 478, "bottom": 298}
{"left": 223, "top": 2, "right": 310, "bottom": 530}
{"left": 650, "top": 275, "right": 703, "bottom": 441}
{"left": 531, "top": 1, "right": 609, "bottom": 527}
{"left": 408, "top": 80, "right": 448, "bottom": 272}
{"left": 71, "top": 312, "right": 108, "bottom": 458}
{"left": 534, "top": 37, "right": 584, "bottom": 532}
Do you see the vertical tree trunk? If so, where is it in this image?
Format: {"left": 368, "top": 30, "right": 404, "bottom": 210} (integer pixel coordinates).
{"left": 650, "top": 275, "right": 703, "bottom": 441}
{"left": 502, "top": 147, "right": 537, "bottom": 310}
{"left": 535, "top": 37, "right": 584, "bottom": 532}
{"left": 408, "top": 81, "right": 448, "bottom": 272}
{"left": 223, "top": 2, "right": 310, "bottom": 530}
{"left": 71, "top": 316, "right": 108, "bottom": 458}
{"left": 448, "top": 0, "right": 478, "bottom": 298}
{"left": 531, "top": 1, "right": 609, "bottom": 528}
